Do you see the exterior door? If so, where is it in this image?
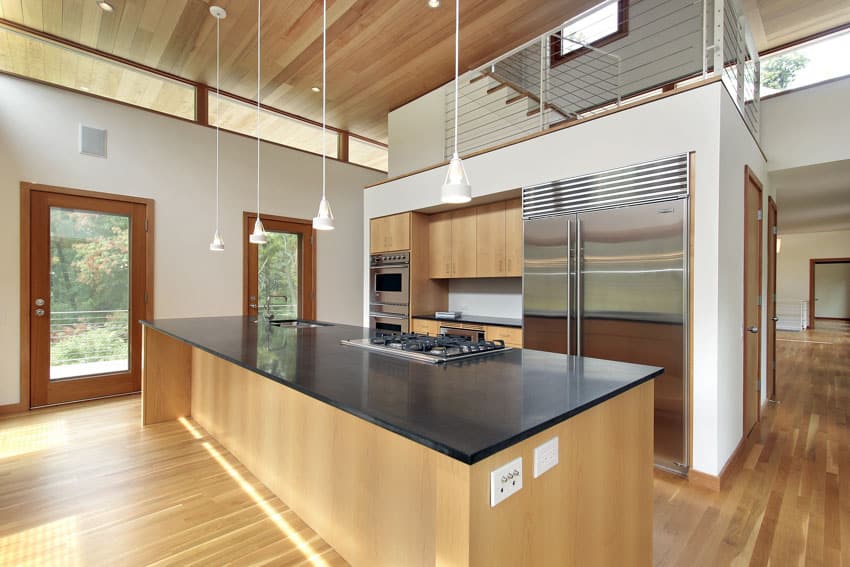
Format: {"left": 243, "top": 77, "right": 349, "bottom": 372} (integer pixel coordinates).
{"left": 743, "top": 168, "right": 763, "bottom": 436}
{"left": 28, "top": 187, "right": 150, "bottom": 407}
{"left": 766, "top": 197, "right": 778, "bottom": 401}
{"left": 244, "top": 213, "right": 316, "bottom": 320}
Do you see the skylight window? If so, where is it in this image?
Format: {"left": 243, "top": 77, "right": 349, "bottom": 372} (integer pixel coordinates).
{"left": 551, "top": 0, "right": 627, "bottom": 65}
{"left": 760, "top": 28, "right": 850, "bottom": 97}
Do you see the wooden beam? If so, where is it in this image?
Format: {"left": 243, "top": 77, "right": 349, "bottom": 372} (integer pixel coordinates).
{"left": 196, "top": 83, "right": 209, "bottom": 126}
{"left": 338, "top": 131, "right": 350, "bottom": 162}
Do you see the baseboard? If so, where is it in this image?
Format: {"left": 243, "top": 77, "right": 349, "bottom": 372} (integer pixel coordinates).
{"left": 0, "top": 401, "right": 27, "bottom": 417}
{"left": 688, "top": 435, "right": 747, "bottom": 491}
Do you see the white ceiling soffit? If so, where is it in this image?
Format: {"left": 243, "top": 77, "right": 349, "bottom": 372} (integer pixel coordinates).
{"left": 743, "top": 0, "right": 850, "bottom": 51}
{"left": 771, "top": 159, "right": 850, "bottom": 234}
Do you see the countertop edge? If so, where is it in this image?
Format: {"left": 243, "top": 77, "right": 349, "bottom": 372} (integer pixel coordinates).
{"left": 141, "top": 320, "right": 661, "bottom": 465}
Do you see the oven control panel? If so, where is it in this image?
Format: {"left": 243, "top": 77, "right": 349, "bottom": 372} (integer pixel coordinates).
{"left": 370, "top": 251, "right": 410, "bottom": 267}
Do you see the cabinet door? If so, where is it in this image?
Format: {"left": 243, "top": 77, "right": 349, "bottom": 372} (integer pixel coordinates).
{"left": 486, "top": 325, "right": 523, "bottom": 348}
{"left": 451, "top": 208, "right": 477, "bottom": 278}
{"left": 370, "top": 216, "right": 387, "bottom": 254}
{"left": 476, "top": 202, "right": 506, "bottom": 277}
{"left": 429, "top": 212, "right": 453, "bottom": 278}
{"left": 505, "top": 199, "right": 523, "bottom": 277}
{"left": 386, "top": 213, "right": 410, "bottom": 251}
{"left": 412, "top": 318, "right": 442, "bottom": 335}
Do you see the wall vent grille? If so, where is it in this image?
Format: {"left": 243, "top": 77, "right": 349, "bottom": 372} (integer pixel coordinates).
{"left": 522, "top": 154, "right": 689, "bottom": 219}
{"left": 79, "top": 125, "right": 108, "bottom": 158}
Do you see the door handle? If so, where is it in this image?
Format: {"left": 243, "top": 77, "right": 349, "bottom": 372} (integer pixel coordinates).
{"left": 249, "top": 304, "right": 258, "bottom": 309}
{"left": 747, "top": 326, "right": 759, "bottom": 333}
{"left": 772, "top": 316, "right": 778, "bottom": 321}
{"left": 35, "top": 298, "right": 46, "bottom": 307}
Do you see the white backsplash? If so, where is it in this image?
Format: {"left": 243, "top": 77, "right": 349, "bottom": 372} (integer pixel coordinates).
{"left": 447, "top": 278, "right": 523, "bottom": 319}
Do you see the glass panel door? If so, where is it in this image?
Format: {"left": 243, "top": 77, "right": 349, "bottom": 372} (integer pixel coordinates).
{"left": 258, "top": 231, "right": 300, "bottom": 320}
{"left": 29, "top": 189, "right": 148, "bottom": 407}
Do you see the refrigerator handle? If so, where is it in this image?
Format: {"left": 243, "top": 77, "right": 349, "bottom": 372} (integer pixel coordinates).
{"left": 566, "top": 218, "right": 571, "bottom": 356}
{"left": 576, "top": 217, "right": 582, "bottom": 356}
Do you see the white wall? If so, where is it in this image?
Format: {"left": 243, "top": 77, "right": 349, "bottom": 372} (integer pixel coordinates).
{"left": 387, "top": 88, "right": 446, "bottom": 177}
{"left": 778, "top": 229, "right": 850, "bottom": 303}
{"left": 448, "top": 279, "right": 523, "bottom": 319}
{"left": 0, "top": 75, "right": 384, "bottom": 406}
{"left": 366, "top": 82, "right": 769, "bottom": 476}
{"left": 716, "top": 90, "right": 772, "bottom": 470}
{"left": 814, "top": 263, "right": 850, "bottom": 318}
{"left": 761, "top": 76, "right": 850, "bottom": 171}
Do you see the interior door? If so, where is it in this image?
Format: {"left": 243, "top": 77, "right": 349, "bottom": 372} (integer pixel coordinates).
{"left": 244, "top": 214, "right": 316, "bottom": 320}
{"left": 743, "top": 169, "right": 763, "bottom": 436}
{"left": 577, "top": 200, "right": 688, "bottom": 472}
{"left": 767, "top": 197, "right": 778, "bottom": 401}
{"left": 29, "top": 189, "right": 148, "bottom": 407}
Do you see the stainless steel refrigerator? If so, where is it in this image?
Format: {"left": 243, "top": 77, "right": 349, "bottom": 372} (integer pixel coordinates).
{"left": 522, "top": 154, "right": 689, "bottom": 475}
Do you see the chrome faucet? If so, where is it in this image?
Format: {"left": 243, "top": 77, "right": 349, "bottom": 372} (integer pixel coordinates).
{"left": 263, "top": 295, "right": 289, "bottom": 321}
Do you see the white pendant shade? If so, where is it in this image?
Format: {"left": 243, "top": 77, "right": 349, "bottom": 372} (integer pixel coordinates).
{"left": 312, "top": 196, "right": 335, "bottom": 230}
{"left": 441, "top": 0, "right": 471, "bottom": 204}
{"left": 441, "top": 153, "right": 472, "bottom": 203}
{"left": 249, "top": 217, "right": 267, "bottom": 244}
{"left": 209, "top": 229, "right": 225, "bottom": 251}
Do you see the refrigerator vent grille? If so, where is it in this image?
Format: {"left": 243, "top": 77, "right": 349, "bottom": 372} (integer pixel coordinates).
{"left": 522, "top": 154, "right": 689, "bottom": 219}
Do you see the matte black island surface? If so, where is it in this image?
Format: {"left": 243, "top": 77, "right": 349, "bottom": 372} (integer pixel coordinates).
{"left": 141, "top": 316, "right": 662, "bottom": 464}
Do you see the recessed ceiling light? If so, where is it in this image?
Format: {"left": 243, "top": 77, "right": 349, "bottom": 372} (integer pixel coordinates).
{"left": 428, "top": 0, "right": 441, "bottom": 7}
{"left": 311, "top": 86, "right": 321, "bottom": 92}
{"left": 96, "top": 1, "right": 114, "bottom": 12}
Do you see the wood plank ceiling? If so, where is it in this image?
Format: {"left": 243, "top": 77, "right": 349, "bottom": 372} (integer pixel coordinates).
{"left": 744, "top": 0, "right": 850, "bottom": 52}
{"left": 0, "top": 0, "right": 599, "bottom": 142}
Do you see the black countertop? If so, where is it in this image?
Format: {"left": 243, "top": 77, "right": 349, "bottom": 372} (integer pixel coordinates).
{"left": 141, "top": 316, "right": 662, "bottom": 464}
{"left": 412, "top": 313, "right": 523, "bottom": 328}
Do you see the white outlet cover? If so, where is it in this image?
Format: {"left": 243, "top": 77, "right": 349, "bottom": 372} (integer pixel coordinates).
{"left": 533, "top": 436, "right": 559, "bottom": 478}
{"left": 490, "top": 456, "right": 523, "bottom": 507}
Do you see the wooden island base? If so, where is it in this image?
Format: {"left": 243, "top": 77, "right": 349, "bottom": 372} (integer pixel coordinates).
{"left": 142, "top": 327, "right": 653, "bottom": 567}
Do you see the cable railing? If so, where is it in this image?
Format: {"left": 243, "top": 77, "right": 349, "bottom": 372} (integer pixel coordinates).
{"left": 50, "top": 309, "right": 129, "bottom": 378}
{"left": 776, "top": 301, "right": 809, "bottom": 332}
{"left": 445, "top": 0, "right": 760, "bottom": 159}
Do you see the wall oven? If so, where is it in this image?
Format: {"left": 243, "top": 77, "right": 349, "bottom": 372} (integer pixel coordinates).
{"left": 369, "top": 251, "right": 410, "bottom": 333}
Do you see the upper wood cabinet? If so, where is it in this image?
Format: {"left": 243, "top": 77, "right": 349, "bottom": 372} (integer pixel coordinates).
{"left": 476, "top": 202, "right": 507, "bottom": 277}
{"left": 428, "top": 197, "right": 523, "bottom": 279}
{"left": 370, "top": 212, "right": 411, "bottom": 253}
{"left": 505, "top": 199, "right": 522, "bottom": 277}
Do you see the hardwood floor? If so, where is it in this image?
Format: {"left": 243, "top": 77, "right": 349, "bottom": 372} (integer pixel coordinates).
{"left": 1, "top": 323, "right": 847, "bottom": 566}
{"left": 655, "top": 323, "right": 850, "bottom": 566}
{"left": 0, "top": 396, "right": 346, "bottom": 566}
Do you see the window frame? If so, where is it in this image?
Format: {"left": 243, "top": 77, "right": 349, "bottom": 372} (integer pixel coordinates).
{"left": 550, "top": 0, "right": 629, "bottom": 68}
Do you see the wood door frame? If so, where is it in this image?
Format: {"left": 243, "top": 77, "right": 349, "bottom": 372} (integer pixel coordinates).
{"left": 242, "top": 212, "right": 317, "bottom": 320}
{"left": 766, "top": 196, "right": 778, "bottom": 401}
{"left": 14, "top": 182, "right": 154, "bottom": 414}
{"left": 743, "top": 166, "right": 763, "bottom": 436}
{"left": 809, "top": 258, "right": 850, "bottom": 328}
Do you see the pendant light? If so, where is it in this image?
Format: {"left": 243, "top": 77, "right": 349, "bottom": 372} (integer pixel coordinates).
{"left": 441, "top": 0, "right": 471, "bottom": 204}
{"left": 249, "top": 0, "right": 267, "bottom": 244}
{"left": 209, "top": 5, "right": 227, "bottom": 252}
{"left": 312, "top": 0, "right": 335, "bottom": 231}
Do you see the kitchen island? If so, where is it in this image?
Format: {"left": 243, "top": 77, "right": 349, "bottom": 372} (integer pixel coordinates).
{"left": 141, "top": 316, "right": 661, "bottom": 566}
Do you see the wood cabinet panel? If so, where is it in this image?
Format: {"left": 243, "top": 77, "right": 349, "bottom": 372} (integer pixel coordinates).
{"left": 451, "top": 208, "right": 477, "bottom": 278}
{"left": 505, "top": 198, "right": 523, "bottom": 277}
{"left": 370, "top": 212, "right": 410, "bottom": 253}
{"left": 412, "top": 318, "right": 443, "bottom": 335}
{"left": 476, "top": 202, "right": 507, "bottom": 277}
{"left": 429, "top": 212, "right": 453, "bottom": 278}
{"left": 485, "top": 325, "right": 523, "bottom": 348}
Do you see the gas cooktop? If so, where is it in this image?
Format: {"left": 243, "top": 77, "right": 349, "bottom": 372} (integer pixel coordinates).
{"left": 341, "top": 332, "right": 511, "bottom": 364}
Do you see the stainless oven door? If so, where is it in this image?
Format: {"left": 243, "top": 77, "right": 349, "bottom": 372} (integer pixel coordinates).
{"left": 370, "top": 313, "right": 409, "bottom": 334}
{"left": 370, "top": 266, "right": 409, "bottom": 305}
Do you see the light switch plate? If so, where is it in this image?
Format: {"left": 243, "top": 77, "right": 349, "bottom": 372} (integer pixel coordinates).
{"left": 490, "top": 457, "right": 523, "bottom": 507}
{"left": 533, "top": 436, "right": 559, "bottom": 478}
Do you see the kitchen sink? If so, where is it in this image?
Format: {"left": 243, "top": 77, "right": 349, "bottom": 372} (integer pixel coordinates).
{"left": 268, "top": 319, "right": 333, "bottom": 328}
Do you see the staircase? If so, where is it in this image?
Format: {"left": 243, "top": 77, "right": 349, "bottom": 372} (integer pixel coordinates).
{"left": 446, "top": 70, "right": 570, "bottom": 158}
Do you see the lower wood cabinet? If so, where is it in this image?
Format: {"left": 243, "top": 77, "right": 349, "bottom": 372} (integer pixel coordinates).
{"left": 411, "top": 318, "right": 442, "bottom": 335}
{"left": 412, "top": 319, "right": 523, "bottom": 348}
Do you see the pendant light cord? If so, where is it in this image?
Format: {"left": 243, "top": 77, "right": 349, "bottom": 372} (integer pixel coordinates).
{"left": 452, "top": 0, "right": 459, "bottom": 158}
{"left": 256, "top": 0, "right": 261, "bottom": 217}
{"left": 215, "top": 14, "right": 221, "bottom": 232}
{"left": 321, "top": 0, "right": 327, "bottom": 200}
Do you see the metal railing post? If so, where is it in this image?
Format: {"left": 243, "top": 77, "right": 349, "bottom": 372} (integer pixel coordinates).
{"left": 539, "top": 36, "right": 546, "bottom": 131}
{"left": 713, "top": 0, "right": 725, "bottom": 77}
